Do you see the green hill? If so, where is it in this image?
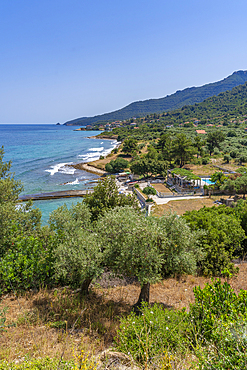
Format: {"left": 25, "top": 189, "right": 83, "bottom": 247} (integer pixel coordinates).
{"left": 99, "top": 81, "right": 247, "bottom": 142}
{"left": 64, "top": 70, "right": 247, "bottom": 126}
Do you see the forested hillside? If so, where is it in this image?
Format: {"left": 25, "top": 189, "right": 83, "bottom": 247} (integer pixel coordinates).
{"left": 98, "top": 80, "right": 247, "bottom": 144}
{"left": 64, "top": 70, "right": 247, "bottom": 126}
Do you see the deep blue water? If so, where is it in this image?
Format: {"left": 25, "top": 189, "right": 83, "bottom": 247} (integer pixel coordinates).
{"left": 0, "top": 124, "right": 118, "bottom": 223}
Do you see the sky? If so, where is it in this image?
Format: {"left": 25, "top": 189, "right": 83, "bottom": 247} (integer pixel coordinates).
{"left": 1, "top": 0, "right": 247, "bottom": 124}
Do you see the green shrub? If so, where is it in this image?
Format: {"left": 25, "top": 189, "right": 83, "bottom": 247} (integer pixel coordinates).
{"left": 224, "top": 154, "right": 231, "bottom": 163}
{"left": 213, "top": 147, "right": 221, "bottom": 156}
{"left": 183, "top": 207, "right": 245, "bottom": 276}
{"left": 189, "top": 279, "right": 247, "bottom": 369}
{"left": 189, "top": 279, "right": 247, "bottom": 342}
{"left": 197, "top": 320, "right": 247, "bottom": 370}
{"left": 239, "top": 154, "right": 247, "bottom": 164}
{"left": 192, "top": 158, "right": 202, "bottom": 165}
{"left": 142, "top": 186, "right": 156, "bottom": 195}
{"left": 137, "top": 143, "right": 145, "bottom": 150}
{"left": 0, "top": 235, "right": 55, "bottom": 293}
{"left": 230, "top": 149, "right": 239, "bottom": 159}
{"left": 105, "top": 157, "right": 129, "bottom": 173}
{"left": 115, "top": 303, "right": 189, "bottom": 365}
{"left": 0, "top": 304, "right": 7, "bottom": 332}
{"left": 201, "top": 157, "right": 209, "bottom": 165}
{"left": 0, "top": 358, "right": 73, "bottom": 369}
{"left": 0, "top": 352, "right": 98, "bottom": 369}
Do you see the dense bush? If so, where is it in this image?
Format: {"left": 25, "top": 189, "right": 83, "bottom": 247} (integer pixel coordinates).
{"left": 224, "top": 153, "right": 231, "bottom": 163}
{"left": 230, "top": 149, "right": 239, "bottom": 158}
{"left": 183, "top": 206, "right": 245, "bottom": 275}
{"left": 115, "top": 303, "right": 189, "bottom": 364}
{"left": 201, "top": 157, "right": 209, "bottom": 165}
{"left": 116, "top": 280, "right": 247, "bottom": 369}
{"left": 83, "top": 176, "right": 139, "bottom": 221}
{"left": 0, "top": 234, "right": 56, "bottom": 293}
{"left": 0, "top": 358, "right": 73, "bottom": 369}
{"left": 189, "top": 279, "right": 247, "bottom": 342}
{"left": 190, "top": 279, "right": 247, "bottom": 370}
{"left": 105, "top": 157, "right": 129, "bottom": 173}
{"left": 142, "top": 186, "right": 156, "bottom": 195}
{"left": 0, "top": 351, "right": 98, "bottom": 369}
{"left": 198, "top": 322, "right": 247, "bottom": 370}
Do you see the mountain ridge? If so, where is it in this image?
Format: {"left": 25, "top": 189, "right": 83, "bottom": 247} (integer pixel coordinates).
{"left": 64, "top": 70, "right": 247, "bottom": 126}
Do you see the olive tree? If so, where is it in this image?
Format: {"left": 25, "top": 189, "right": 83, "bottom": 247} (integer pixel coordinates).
{"left": 49, "top": 202, "right": 104, "bottom": 297}
{"left": 96, "top": 207, "right": 202, "bottom": 310}
{"left": 84, "top": 176, "right": 139, "bottom": 221}
{"left": 54, "top": 229, "right": 104, "bottom": 299}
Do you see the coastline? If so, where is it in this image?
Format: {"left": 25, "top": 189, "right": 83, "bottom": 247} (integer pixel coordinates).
{"left": 88, "top": 134, "right": 118, "bottom": 140}
{"left": 72, "top": 134, "right": 121, "bottom": 176}
{"left": 72, "top": 162, "right": 107, "bottom": 176}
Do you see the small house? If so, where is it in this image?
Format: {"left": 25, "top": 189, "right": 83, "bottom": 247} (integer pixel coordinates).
{"left": 167, "top": 168, "right": 202, "bottom": 193}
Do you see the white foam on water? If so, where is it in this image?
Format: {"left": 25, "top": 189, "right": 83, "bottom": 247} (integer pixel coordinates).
{"left": 88, "top": 147, "right": 104, "bottom": 152}
{"left": 77, "top": 140, "right": 120, "bottom": 163}
{"left": 45, "top": 162, "right": 76, "bottom": 176}
{"left": 65, "top": 178, "right": 80, "bottom": 185}
{"left": 78, "top": 152, "right": 102, "bottom": 161}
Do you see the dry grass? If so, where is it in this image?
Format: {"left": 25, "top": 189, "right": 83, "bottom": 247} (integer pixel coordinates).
{"left": 99, "top": 264, "right": 247, "bottom": 311}
{"left": 185, "top": 158, "right": 247, "bottom": 176}
{"left": 89, "top": 153, "right": 120, "bottom": 170}
{"left": 0, "top": 287, "right": 130, "bottom": 362}
{"left": 1, "top": 263, "right": 247, "bottom": 363}
{"left": 153, "top": 195, "right": 231, "bottom": 216}
{"left": 183, "top": 163, "right": 216, "bottom": 176}
{"left": 151, "top": 183, "right": 173, "bottom": 193}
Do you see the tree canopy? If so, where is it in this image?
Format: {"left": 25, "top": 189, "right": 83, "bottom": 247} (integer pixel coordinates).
{"left": 83, "top": 176, "right": 139, "bottom": 221}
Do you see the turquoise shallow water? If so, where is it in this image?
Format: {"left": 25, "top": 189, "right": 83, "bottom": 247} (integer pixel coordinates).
{"left": 0, "top": 124, "right": 118, "bottom": 223}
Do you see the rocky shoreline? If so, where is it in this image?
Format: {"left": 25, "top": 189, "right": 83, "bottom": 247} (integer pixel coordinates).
{"left": 88, "top": 134, "right": 118, "bottom": 140}
{"left": 72, "top": 162, "right": 107, "bottom": 176}
{"left": 71, "top": 134, "right": 121, "bottom": 176}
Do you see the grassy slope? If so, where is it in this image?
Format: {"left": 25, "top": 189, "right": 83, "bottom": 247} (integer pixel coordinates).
{"left": 1, "top": 264, "right": 247, "bottom": 364}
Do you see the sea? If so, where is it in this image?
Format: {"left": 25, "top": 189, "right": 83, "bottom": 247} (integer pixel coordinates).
{"left": 0, "top": 124, "right": 119, "bottom": 224}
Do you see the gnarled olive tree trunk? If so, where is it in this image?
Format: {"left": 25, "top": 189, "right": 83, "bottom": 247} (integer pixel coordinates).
{"left": 80, "top": 278, "right": 93, "bottom": 300}
{"left": 133, "top": 282, "right": 150, "bottom": 314}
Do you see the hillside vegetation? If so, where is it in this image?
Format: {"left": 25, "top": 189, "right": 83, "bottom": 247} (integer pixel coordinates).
{"left": 3, "top": 73, "right": 247, "bottom": 368}
{"left": 64, "top": 70, "right": 247, "bottom": 126}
